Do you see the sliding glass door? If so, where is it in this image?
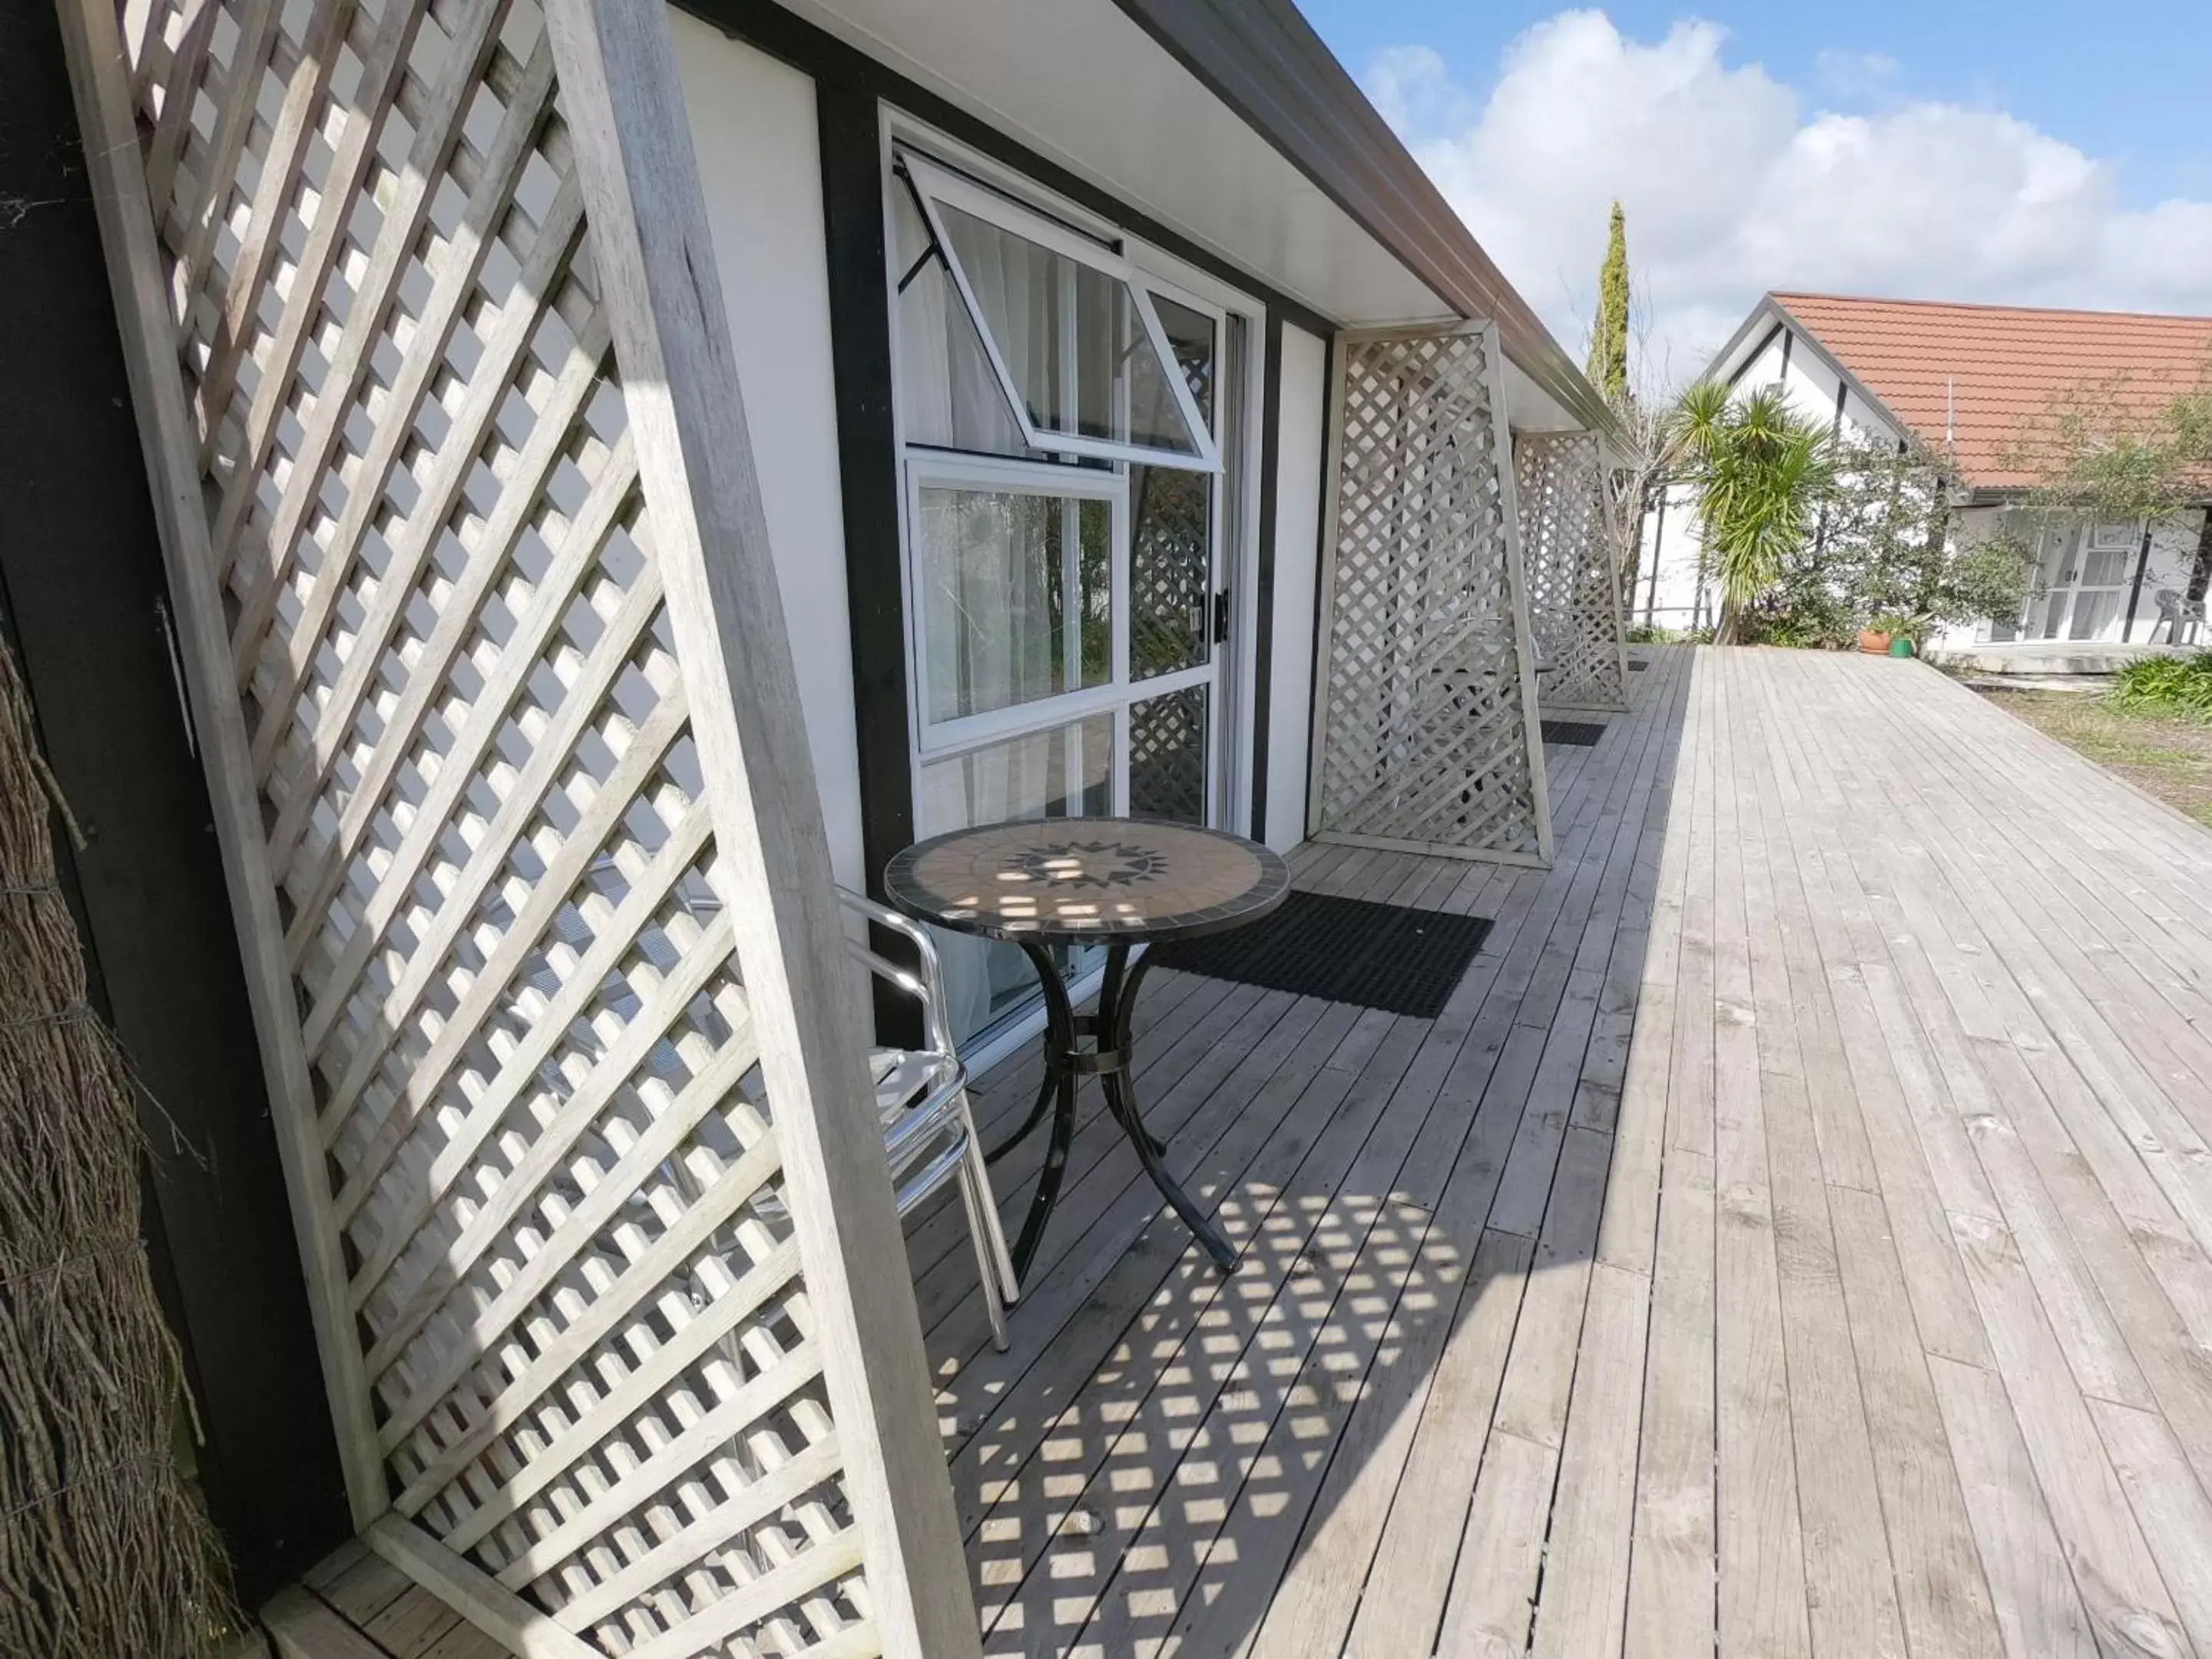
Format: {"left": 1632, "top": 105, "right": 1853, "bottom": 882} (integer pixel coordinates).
{"left": 887, "top": 141, "right": 1247, "bottom": 1043}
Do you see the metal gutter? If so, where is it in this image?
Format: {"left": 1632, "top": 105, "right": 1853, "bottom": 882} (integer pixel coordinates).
{"left": 1112, "top": 0, "right": 1613, "bottom": 435}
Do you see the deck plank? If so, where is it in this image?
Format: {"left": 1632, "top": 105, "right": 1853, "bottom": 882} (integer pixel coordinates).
{"left": 268, "top": 645, "right": 2212, "bottom": 1659}
{"left": 1708, "top": 655, "right": 1812, "bottom": 1659}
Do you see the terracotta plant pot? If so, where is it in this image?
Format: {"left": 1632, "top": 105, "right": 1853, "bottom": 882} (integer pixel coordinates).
{"left": 1858, "top": 629, "right": 1893, "bottom": 655}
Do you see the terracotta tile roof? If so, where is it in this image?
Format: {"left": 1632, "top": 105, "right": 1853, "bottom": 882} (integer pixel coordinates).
{"left": 1769, "top": 292, "right": 2212, "bottom": 488}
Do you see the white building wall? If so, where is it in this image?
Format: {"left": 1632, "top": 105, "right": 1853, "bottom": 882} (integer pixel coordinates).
{"left": 1635, "top": 313, "right": 1919, "bottom": 635}
{"left": 674, "top": 17, "right": 869, "bottom": 892}
{"left": 1265, "top": 323, "right": 1327, "bottom": 852}
{"left": 1631, "top": 479, "right": 1711, "bottom": 634}
{"left": 1742, "top": 323, "right": 1896, "bottom": 444}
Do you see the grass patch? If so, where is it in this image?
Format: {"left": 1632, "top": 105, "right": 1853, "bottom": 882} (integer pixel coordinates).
{"left": 1974, "top": 684, "right": 2212, "bottom": 829}
{"left": 2108, "top": 651, "right": 2212, "bottom": 721}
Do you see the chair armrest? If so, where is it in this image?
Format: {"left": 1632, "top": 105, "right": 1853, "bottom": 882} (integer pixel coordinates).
{"left": 838, "top": 886, "right": 959, "bottom": 1055}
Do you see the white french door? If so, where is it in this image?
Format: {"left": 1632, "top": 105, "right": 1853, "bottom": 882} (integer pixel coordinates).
{"left": 2034, "top": 519, "right": 2141, "bottom": 641}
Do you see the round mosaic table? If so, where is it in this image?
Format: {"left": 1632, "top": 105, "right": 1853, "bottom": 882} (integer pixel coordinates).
{"left": 883, "top": 818, "right": 1290, "bottom": 1283}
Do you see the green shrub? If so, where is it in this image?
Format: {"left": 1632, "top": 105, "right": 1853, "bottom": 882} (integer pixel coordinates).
{"left": 2109, "top": 652, "right": 2212, "bottom": 722}
{"left": 1866, "top": 611, "right": 1925, "bottom": 643}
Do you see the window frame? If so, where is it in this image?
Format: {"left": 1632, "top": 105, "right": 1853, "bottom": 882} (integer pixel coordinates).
{"left": 903, "top": 450, "right": 1133, "bottom": 757}
{"left": 2088, "top": 517, "right": 2143, "bottom": 551}
{"left": 898, "top": 149, "right": 1223, "bottom": 475}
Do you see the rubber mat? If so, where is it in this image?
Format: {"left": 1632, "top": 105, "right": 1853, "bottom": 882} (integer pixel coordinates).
{"left": 1541, "top": 719, "right": 1608, "bottom": 746}
{"left": 1147, "top": 889, "right": 1492, "bottom": 1018}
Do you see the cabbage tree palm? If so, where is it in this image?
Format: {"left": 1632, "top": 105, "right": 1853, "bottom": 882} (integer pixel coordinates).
{"left": 1676, "top": 382, "right": 1836, "bottom": 642}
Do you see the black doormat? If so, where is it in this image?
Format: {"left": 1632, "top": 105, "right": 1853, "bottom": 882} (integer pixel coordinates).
{"left": 1541, "top": 719, "right": 1608, "bottom": 746}
{"left": 1629, "top": 659, "right": 1650, "bottom": 671}
{"left": 1148, "top": 890, "right": 1492, "bottom": 1018}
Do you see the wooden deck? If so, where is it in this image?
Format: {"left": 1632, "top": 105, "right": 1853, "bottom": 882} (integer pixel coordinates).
{"left": 265, "top": 643, "right": 2212, "bottom": 1657}
{"left": 925, "top": 643, "right": 2212, "bottom": 1658}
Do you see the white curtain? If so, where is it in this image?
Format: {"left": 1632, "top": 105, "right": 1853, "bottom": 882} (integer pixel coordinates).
{"left": 892, "top": 187, "right": 1031, "bottom": 455}
{"left": 917, "top": 721, "right": 1109, "bottom": 1041}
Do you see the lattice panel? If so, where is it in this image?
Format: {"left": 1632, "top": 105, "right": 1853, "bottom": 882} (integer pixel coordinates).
{"left": 114, "top": 2, "right": 885, "bottom": 1651}
{"left": 1313, "top": 327, "right": 1550, "bottom": 863}
{"left": 1514, "top": 430, "right": 1629, "bottom": 710}
{"left": 1129, "top": 467, "right": 1210, "bottom": 680}
{"left": 1129, "top": 684, "right": 1207, "bottom": 825}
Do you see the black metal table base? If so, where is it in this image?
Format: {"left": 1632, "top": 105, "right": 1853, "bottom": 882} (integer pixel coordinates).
{"left": 985, "top": 940, "right": 1240, "bottom": 1284}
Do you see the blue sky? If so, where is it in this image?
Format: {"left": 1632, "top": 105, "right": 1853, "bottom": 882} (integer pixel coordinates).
{"left": 1306, "top": 1, "right": 2212, "bottom": 204}
{"left": 1299, "top": 4, "right": 2212, "bottom": 374}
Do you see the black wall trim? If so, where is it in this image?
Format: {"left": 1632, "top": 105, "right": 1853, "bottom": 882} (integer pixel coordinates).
{"left": 815, "top": 81, "right": 909, "bottom": 899}
{"left": 814, "top": 81, "right": 926, "bottom": 1048}
{"left": 1248, "top": 310, "right": 1286, "bottom": 844}
{"left": 2, "top": 0, "right": 349, "bottom": 1600}
{"left": 674, "top": 0, "right": 1336, "bottom": 342}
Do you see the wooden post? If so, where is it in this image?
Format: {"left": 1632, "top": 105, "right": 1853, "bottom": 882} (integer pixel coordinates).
{"left": 1597, "top": 434, "right": 1636, "bottom": 696}
{"left": 537, "top": 2, "right": 982, "bottom": 1654}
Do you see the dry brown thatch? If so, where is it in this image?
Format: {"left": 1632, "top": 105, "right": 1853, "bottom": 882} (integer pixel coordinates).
{"left": 0, "top": 637, "right": 235, "bottom": 1654}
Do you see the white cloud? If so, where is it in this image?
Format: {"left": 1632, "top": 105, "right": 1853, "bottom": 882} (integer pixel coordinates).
{"left": 1811, "top": 48, "right": 1899, "bottom": 104}
{"left": 1370, "top": 12, "right": 2212, "bottom": 386}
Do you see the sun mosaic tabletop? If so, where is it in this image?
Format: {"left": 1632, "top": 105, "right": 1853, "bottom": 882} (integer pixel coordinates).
{"left": 883, "top": 818, "right": 1290, "bottom": 944}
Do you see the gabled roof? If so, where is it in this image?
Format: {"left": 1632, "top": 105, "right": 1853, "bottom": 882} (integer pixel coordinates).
{"left": 1764, "top": 291, "right": 2212, "bottom": 488}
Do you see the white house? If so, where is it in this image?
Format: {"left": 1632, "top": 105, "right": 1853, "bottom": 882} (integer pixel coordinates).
{"left": 50, "top": 0, "right": 1628, "bottom": 1649}
{"left": 664, "top": 0, "right": 1620, "bottom": 1060}
{"left": 1637, "top": 292, "right": 2212, "bottom": 648}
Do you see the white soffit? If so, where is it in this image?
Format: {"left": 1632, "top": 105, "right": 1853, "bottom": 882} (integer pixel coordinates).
{"left": 1503, "top": 359, "right": 1589, "bottom": 433}
{"left": 770, "top": 0, "right": 1449, "bottom": 326}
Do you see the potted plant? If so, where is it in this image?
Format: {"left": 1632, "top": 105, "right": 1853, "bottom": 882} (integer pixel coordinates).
{"left": 1860, "top": 611, "right": 1918, "bottom": 655}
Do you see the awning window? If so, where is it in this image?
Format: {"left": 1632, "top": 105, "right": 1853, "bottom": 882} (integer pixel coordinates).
{"left": 899, "top": 151, "right": 1220, "bottom": 474}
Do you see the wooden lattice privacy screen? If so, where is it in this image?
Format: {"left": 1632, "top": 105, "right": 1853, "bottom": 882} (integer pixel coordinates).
{"left": 1513, "top": 431, "right": 1630, "bottom": 711}
{"left": 58, "top": 0, "right": 979, "bottom": 1653}
{"left": 1310, "top": 323, "right": 1553, "bottom": 865}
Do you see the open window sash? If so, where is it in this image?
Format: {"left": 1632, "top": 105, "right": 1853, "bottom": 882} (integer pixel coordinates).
{"left": 899, "top": 151, "right": 1221, "bottom": 475}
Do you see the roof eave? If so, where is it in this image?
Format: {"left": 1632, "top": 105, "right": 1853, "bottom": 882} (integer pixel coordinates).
{"left": 1110, "top": 0, "right": 1613, "bottom": 435}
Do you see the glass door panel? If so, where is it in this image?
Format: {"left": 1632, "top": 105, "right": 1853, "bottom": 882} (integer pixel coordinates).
{"left": 889, "top": 163, "right": 1250, "bottom": 1049}
{"left": 2041, "top": 522, "right": 2140, "bottom": 641}
{"left": 1130, "top": 465, "right": 1213, "bottom": 679}
{"left": 1128, "top": 294, "right": 1222, "bottom": 684}
{"left": 2071, "top": 588, "right": 2124, "bottom": 640}
{"left": 916, "top": 483, "right": 1111, "bottom": 724}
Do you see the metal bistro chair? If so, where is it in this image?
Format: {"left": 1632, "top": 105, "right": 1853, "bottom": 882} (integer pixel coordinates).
{"left": 838, "top": 887, "right": 1019, "bottom": 1352}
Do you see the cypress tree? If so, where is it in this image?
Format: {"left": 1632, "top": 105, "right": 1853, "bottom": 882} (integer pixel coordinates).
{"left": 1588, "top": 201, "right": 1630, "bottom": 402}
